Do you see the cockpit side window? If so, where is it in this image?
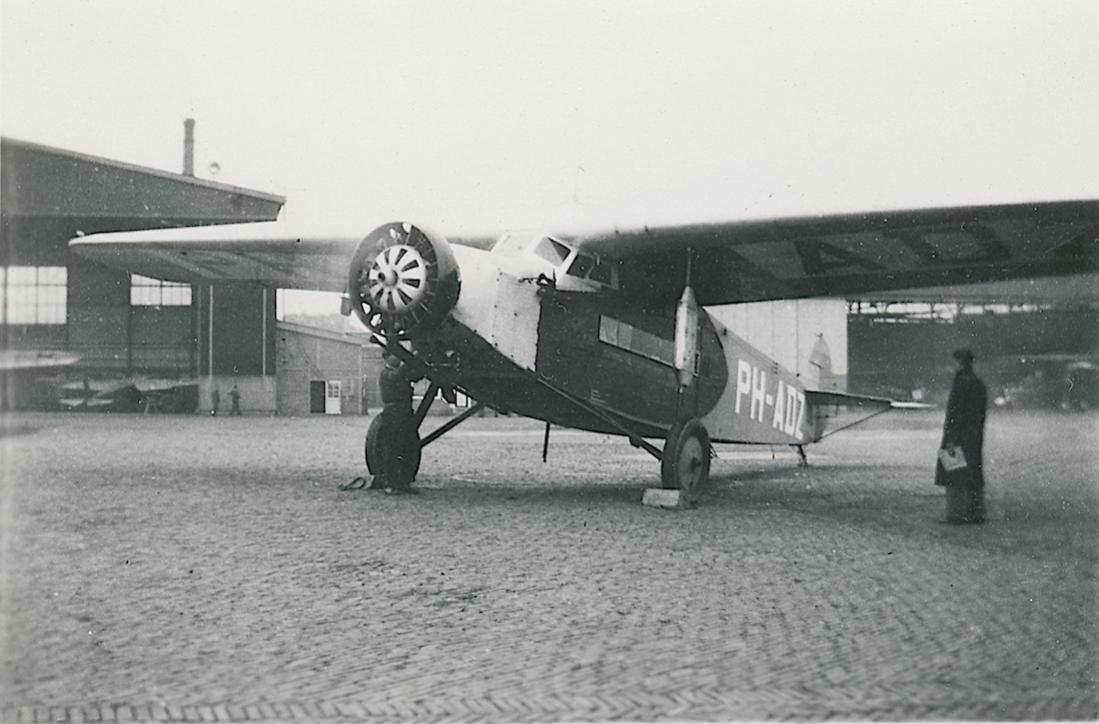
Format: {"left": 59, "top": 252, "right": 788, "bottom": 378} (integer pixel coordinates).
{"left": 567, "top": 253, "right": 594, "bottom": 278}
{"left": 533, "top": 237, "right": 571, "bottom": 266}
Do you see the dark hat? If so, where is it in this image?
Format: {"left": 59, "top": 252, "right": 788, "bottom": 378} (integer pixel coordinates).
{"left": 952, "top": 348, "right": 975, "bottom": 363}
{"left": 383, "top": 353, "right": 402, "bottom": 368}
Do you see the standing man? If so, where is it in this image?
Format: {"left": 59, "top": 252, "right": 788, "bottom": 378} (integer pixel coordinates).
{"left": 376, "top": 354, "right": 419, "bottom": 494}
{"left": 210, "top": 385, "right": 220, "bottom": 417}
{"left": 935, "top": 348, "right": 988, "bottom": 523}
{"left": 229, "top": 384, "right": 242, "bottom": 416}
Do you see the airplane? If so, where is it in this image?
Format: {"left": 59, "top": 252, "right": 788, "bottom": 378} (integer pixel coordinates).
{"left": 55, "top": 377, "right": 199, "bottom": 413}
{"left": 69, "top": 200, "right": 1098, "bottom": 501}
{"left": 0, "top": 350, "right": 81, "bottom": 371}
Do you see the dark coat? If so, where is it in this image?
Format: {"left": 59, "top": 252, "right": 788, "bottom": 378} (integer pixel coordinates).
{"left": 935, "top": 366, "right": 988, "bottom": 487}
{"left": 375, "top": 364, "right": 418, "bottom": 488}
{"left": 379, "top": 364, "right": 413, "bottom": 411}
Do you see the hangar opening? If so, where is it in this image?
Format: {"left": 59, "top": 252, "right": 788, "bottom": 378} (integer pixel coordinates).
{"left": 847, "top": 281, "right": 1099, "bottom": 410}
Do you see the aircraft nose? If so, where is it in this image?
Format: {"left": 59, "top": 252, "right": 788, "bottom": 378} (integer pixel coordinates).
{"left": 347, "top": 222, "right": 461, "bottom": 340}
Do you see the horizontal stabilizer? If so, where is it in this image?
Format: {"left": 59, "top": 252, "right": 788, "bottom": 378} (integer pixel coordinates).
{"left": 805, "top": 389, "right": 933, "bottom": 410}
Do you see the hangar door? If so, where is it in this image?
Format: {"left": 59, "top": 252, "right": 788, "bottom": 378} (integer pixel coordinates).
{"left": 309, "top": 381, "right": 325, "bottom": 413}
{"left": 309, "top": 380, "right": 343, "bottom": 414}
{"left": 325, "top": 380, "right": 342, "bottom": 415}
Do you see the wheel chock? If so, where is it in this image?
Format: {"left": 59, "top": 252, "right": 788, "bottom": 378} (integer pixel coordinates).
{"left": 642, "top": 488, "right": 696, "bottom": 509}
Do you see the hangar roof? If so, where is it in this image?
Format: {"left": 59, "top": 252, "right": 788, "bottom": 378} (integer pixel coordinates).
{"left": 277, "top": 320, "right": 373, "bottom": 348}
{"left": 1, "top": 137, "right": 285, "bottom": 262}
{"left": 847, "top": 273, "right": 1099, "bottom": 305}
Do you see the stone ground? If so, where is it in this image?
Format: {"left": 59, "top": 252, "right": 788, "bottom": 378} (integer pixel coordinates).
{"left": 0, "top": 408, "right": 1096, "bottom": 721}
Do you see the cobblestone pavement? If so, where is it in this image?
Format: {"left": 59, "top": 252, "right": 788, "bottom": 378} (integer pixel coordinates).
{"left": 1, "top": 408, "right": 1096, "bottom": 721}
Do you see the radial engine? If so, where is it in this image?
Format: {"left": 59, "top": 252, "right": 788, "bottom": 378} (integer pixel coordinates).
{"left": 346, "top": 222, "right": 461, "bottom": 341}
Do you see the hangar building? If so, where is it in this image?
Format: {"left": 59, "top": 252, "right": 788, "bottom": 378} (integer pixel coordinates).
{"left": 275, "top": 320, "right": 384, "bottom": 416}
{"left": 1, "top": 135, "right": 284, "bottom": 409}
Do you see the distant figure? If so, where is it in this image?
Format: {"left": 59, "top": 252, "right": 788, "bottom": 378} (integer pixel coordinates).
{"left": 935, "top": 348, "right": 988, "bottom": 523}
{"left": 229, "top": 385, "right": 242, "bottom": 416}
{"left": 210, "top": 386, "right": 220, "bottom": 417}
{"left": 376, "top": 354, "right": 417, "bottom": 494}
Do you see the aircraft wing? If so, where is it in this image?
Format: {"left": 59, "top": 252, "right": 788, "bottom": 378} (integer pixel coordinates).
{"left": 70, "top": 222, "right": 501, "bottom": 291}
{"left": 69, "top": 222, "right": 364, "bottom": 291}
{"left": 574, "top": 200, "right": 1099, "bottom": 305}
{"left": 0, "top": 350, "right": 81, "bottom": 371}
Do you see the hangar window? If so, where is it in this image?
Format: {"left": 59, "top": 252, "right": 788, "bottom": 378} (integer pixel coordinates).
{"left": 2, "top": 266, "right": 67, "bottom": 324}
{"left": 598, "top": 315, "right": 674, "bottom": 366}
{"left": 130, "top": 274, "right": 192, "bottom": 306}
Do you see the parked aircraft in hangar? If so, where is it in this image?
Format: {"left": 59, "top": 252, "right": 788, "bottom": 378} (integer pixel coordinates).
{"left": 70, "top": 200, "right": 1098, "bottom": 501}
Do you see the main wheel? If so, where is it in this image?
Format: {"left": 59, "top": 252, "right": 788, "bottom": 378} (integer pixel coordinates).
{"left": 661, "top": 418, "right": 711, "bottom": 500}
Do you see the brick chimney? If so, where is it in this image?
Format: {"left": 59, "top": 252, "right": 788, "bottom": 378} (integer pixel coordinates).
{"left": 183, "top": 118, "right": 195, "bottom": 176}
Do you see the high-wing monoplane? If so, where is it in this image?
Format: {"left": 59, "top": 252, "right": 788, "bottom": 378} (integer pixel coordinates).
{"left": 70, "top": 200, "right": 1098, "bottom": 500}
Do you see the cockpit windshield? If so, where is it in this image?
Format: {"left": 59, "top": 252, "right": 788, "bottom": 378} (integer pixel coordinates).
{"left": 534, "top": 237, "right": 572, "bottom": 266}
{"left": 492, "top": 231, "right": 618, "bottom": 291}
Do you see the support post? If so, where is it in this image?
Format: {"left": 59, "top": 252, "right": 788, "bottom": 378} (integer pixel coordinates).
{"left": 542, "top": 421, "right": 551, "bottom": 463}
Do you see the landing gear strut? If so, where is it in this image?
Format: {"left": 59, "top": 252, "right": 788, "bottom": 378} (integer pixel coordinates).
{"left": 795, "top": 444, "right": 809, "bottom": 467}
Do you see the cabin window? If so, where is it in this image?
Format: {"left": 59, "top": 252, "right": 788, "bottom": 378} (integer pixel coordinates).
{"left": 588, "top": 260, "right": 613, "bottom": 285}
{"left": 2, "top": 266, "right": 67, "bottom": 324}
{"left": 533, "top": 237, "right": 571, "bottom": 266}
{"left": 130, "top": 274, "right": 192, "bottom": 306}
{"left": 598, "top": 315, "right": 674, "bottom": 366}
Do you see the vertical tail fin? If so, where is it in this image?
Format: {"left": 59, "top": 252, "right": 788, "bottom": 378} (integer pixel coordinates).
{"left": 807, "top": 333, "right": 838, "bottom": 392}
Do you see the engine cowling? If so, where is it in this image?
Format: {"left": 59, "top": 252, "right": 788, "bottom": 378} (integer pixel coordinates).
{"left": 347, "top": 222, "right": 461, "bottom": 339}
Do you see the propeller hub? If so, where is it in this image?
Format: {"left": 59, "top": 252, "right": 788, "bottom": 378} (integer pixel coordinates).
{"left": 366, "top": 244, "right": 429, "bottom": 312}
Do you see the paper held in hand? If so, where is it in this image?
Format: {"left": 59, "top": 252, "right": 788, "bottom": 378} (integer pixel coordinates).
{"left": 938, "top": 446, "right": 968, "bottom": 472}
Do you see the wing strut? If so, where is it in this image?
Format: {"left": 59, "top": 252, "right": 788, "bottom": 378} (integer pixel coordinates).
{"left": 536, "top": 377, "right": 664, "bottom": 461}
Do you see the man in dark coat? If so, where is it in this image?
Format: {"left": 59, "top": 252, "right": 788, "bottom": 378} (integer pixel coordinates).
{"left": 935, "top": 348, "right": 988, "bottom": 523}
{"left": 375, "top": 354, "right": 419, "bottom": 494}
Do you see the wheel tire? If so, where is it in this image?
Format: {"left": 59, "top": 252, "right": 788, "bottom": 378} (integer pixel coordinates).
{"left": 365, "top": 408, "right": 422, "bottom": 486}
{"left": 395, "top": 423, "right": 422, "bottom": 484}
{"left": 661, "top": 418, "right": 711, "bottom": 500}
{"left": 365, "top": 414, "right": 385, "bottom": 475}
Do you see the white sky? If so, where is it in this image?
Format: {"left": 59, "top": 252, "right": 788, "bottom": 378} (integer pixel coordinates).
{"left": 3, "top": 0, "right": 1097, "bottom": 312}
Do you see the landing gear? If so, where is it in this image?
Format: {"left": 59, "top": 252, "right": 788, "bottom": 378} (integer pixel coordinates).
{"left": 661, "top": 418, "right": 711, "bottom": 502}
{"left": 351, "top": 386, "right": 486, "bottom": 492}
{"left": 364, "top": 408, "right": 421, "bottom": 490}
{"left": 795, "top": 444, "right": 809, "bottom": 467}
